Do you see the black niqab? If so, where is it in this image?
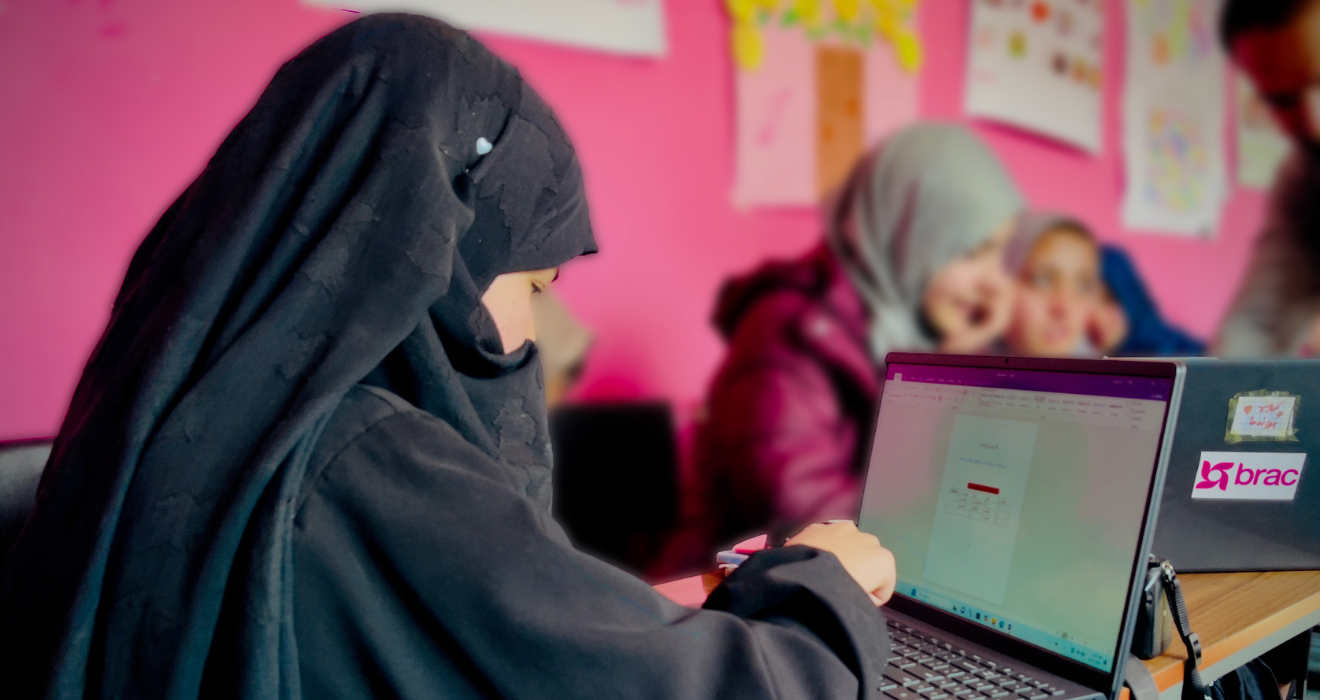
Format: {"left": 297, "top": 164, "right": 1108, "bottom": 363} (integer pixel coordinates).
{"left": 1, "top": 15, "right": 886, "bottom": 700}
{"left": 1, "top": 14, "right": 591, "bottom": 695}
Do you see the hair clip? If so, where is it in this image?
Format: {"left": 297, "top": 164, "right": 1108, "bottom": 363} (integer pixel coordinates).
{"left": 475, "top": 137, "right": 493, "bottom": 155}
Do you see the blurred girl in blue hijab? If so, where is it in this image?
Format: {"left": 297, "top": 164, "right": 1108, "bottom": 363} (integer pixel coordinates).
{"left": 1091, "top": 246, "right": 1206, "bottom": 357}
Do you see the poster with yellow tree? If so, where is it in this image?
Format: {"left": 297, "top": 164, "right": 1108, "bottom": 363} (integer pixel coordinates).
{"left": 729, "top": 0, "right": 923, "bottom": 208}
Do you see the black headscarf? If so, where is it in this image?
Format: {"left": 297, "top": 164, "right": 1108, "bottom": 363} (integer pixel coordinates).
{"left": 0, "top": 14, "right": 594, "bottom": 698}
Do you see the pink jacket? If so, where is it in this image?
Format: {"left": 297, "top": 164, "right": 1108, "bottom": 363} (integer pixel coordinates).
{"left": 692, "top": 244, "right": 879, "bottom": 553}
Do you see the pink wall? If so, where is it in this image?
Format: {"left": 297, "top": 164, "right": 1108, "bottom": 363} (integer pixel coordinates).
{"left": 0, "top": 0, "right": 1269, "bottom": 440}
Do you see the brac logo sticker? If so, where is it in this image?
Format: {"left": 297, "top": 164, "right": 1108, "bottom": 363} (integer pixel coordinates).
{"left": 1192, "top": 451, "right": 1306, "bottom": 501}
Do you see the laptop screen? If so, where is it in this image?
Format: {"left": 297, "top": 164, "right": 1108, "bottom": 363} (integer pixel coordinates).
{"left": 858, "top": 362, "right": 1173, "bottom": 674}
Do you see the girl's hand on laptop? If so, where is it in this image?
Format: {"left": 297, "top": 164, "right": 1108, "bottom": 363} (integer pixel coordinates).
{"left": 787, "top": 521, "right": 897, "bottom": 606}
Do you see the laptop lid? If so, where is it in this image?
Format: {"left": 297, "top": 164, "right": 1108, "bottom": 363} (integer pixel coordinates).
{"left": 1152, "top": 359, "right": 1320, "bottom": 572}
{"left": 858, "top": 354, "right": 1181, "bottom": 699}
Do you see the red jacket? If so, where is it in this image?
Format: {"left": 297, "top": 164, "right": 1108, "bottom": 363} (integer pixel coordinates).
{"left": 692, "top": 244, "right": 879, "bottom": 552}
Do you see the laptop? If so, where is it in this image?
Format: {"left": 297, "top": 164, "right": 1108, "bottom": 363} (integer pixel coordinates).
{"left": 1149, "top": 358, "right": 1320, "bottom": 572}
{"left": 857, "top": 353, "right": 1183, "bottom": 700}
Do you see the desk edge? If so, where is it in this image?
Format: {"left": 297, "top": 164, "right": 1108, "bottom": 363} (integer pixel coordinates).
{"left": 1148, "top": 586, "right": 1320, "bottom": 696}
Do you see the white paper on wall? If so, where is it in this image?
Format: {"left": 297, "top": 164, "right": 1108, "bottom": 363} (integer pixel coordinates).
{"left": 1235, "top": 74, "right": 1293, "bottom": 190}
{"left": 1121, "top": 0, "right": 1227, "bottom": 236}
{"left": 304, "top": 0, "right": 667, "bottom": 56}
{"left": 964, "top": 0, "right": 1105, "bottom": 154}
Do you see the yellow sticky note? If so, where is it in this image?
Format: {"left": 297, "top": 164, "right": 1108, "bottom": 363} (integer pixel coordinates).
{"left": 732, "top": 22, "right": 764, "bottom": 70}
{"left": 726, "top": 0, "right": 756, "bottom": 22}
{"left": 869, "top": 0, "right": 918, "bottom": 15}
{"left": 834, "top": 0, "right": 860, "bottom": 21}
{"left": 895, "top": 29, "right": 923, "bottom": 72}
{"left": 794, "top": 0, "right": 820, "bottom": 26}
{"left": 875, "top": 8, "right": 898, "bottom": 39}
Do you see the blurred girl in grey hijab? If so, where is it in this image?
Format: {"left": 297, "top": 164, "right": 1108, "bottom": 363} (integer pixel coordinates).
{"left": 682, "top": 123, "right": 1025, "bottom": 572}
{"left": 826, "top": 122, "right": 1024, "bottom": 359}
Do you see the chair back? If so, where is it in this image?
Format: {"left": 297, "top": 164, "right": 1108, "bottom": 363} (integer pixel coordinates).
{"left": 550, "top": 403, "right": 678, "bottom": 579}
{"left": 0, "top": 438, "right": 53, "bottom": 560}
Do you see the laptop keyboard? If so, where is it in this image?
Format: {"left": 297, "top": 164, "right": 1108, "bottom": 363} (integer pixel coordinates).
{"left": 882, "top": 620, "right": 1066, "bottom": 700}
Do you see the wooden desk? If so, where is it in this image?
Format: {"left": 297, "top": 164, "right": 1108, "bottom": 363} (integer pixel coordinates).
{"left": 656, "top": 570, "right": 1320, "bottom": 700}
{"left": 652, "top": 572, "right": 722, "bottom": 607}
{"left": 1141, "top": 571, "right": 1320, "bottom": 700}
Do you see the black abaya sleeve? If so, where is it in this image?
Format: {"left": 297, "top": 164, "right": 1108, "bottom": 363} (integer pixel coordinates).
{"left": 292, "top": 386, "right": 888, "bottom": 699}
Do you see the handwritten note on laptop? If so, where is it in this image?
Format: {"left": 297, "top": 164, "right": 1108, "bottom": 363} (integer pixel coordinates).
{"left": 1228, "top": 394, "right": 1298, "bottom": 442}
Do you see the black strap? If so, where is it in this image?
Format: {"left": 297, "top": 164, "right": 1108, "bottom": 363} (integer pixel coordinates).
{"left": 1126, "top": 655, "right": 1161, "bottom": 700}
{"left": 1160, "top": 561, "right": 1211, "bottom": 700}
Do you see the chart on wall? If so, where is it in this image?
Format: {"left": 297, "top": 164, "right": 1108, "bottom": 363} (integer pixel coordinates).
{"left": 1236, "top": 74, "right": 1293, "bottom": 190}
{"left": 1121, "top": 0, "right": 1227, "bottom": 236}
{"left": 304, "top": 0, "right": 667, "bottom": 56}
{"left": 964, "top": 0, "right": 1105, "bottom": 154}
{"left": 728, "top": 0, "right": 923, "bottom": 208}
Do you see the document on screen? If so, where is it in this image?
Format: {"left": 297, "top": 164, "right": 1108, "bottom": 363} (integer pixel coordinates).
{"left": 924, "top": 414, "right": 1039, "bottom": 605}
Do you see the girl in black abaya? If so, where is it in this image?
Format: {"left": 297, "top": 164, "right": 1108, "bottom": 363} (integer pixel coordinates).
{"left": 0, "top": 15, "right": 894, "bottom": 699}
